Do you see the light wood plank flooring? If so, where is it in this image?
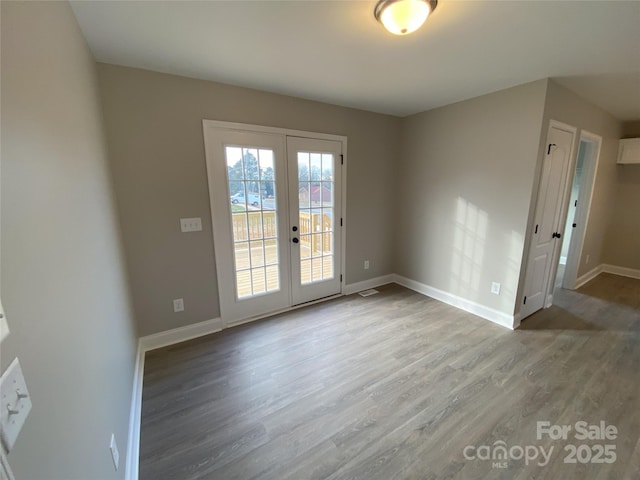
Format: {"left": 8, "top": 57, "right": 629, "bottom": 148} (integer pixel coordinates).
{"left": 140, "top": 273, "right": 640, "bottom": 479}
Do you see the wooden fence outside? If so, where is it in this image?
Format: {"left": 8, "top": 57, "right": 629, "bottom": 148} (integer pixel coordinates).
{"left": 232, "top": 210, "right": 332, "bottom": 253}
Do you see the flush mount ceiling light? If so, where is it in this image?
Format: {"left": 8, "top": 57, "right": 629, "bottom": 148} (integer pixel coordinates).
{"left": 374, "top": 0, "right": 438, "bottom": 35}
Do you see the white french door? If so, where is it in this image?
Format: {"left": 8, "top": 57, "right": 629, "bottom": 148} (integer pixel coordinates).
{"left": 287, "top": 137, "right": 342, "bottom": 305}
{"left": 203, "top": 122, "right": 343, "bottom": 326}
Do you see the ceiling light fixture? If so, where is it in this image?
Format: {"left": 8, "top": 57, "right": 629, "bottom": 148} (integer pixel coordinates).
{"left": 374, "top": 0, "right": 438, "bottom": 36}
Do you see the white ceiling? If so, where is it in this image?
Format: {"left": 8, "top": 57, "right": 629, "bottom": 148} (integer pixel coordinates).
{"left": 71, "top": 0, "right": 640, "bottom": 120}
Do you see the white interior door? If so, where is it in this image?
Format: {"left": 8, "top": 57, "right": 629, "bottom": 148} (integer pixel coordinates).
{"left": 521, "top": 121, "right": 575, "bottom": 319}
{"left": 287, "top": 137, "right": 343, "bottom": 305}
{"left": 204, "top": 127, "right": 291, "bottom": 325}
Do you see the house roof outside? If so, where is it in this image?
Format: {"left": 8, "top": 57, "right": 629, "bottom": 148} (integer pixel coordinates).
{"left": 299, "top": 185, "right": 332, "bottom": 203}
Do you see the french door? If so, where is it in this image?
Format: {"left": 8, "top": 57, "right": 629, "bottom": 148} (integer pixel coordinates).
{"left": 287, "top": 137, "right": 342, "bottom": 305}
{"left": 203, "top": 123, "right": 343, "bottom": 326}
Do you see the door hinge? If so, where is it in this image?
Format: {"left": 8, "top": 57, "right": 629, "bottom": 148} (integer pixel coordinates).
{"left": 340, "top": 274, "right": 343, "bottom": 282}
{"left": 523, "top": 296, "right": 527, "bottom": 305}
{"left": 547, "top": 143, "right": 556, "bottom": 155}
{"left": 572, "top": 223, "right": 577, "bottom": 228}
{"left": 535, "top": 224, "right": 538, "bottom": 234}
{"left": 340, "top": 154, "right": 344, "bottom": 165}
{"left": 340, "top": 218, "right": 343, "bottom": 227}
{"left": 575, "top": 200, "right": 578, "bottom": 207}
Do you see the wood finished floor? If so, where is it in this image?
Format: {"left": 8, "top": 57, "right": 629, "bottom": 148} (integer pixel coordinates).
{"left": 140, "top": 274, "right": 640, "bottom": 480}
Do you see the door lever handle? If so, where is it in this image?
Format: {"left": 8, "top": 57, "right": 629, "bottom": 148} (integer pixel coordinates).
{"left": 292, "top": 237, "right": 299, "bottom": 244}
{"left": 552, "top": 232, "right": 562, "bottom": 239}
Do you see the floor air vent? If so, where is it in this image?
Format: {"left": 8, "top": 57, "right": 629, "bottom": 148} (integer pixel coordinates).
{"left": 358, "top": 289, "right": 379, "bottom": 297}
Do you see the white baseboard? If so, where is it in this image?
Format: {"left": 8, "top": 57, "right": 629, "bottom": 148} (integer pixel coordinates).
{"left": 126, "top": 317, "right": 222, "bottom": 480}
{"left": 602, "top": 264, "right": 640, "bottom": 280}
{"left": 574, "top": 264, "right": 604, "bottom": 288}
{"left": 343, "top": 274, "right": 395, "bottom": 295}
{"left": 125, "top": 342, "right": 145, "bottom": 480}
{"left": 139, "top": 317, "right": 223, "bottom": 352}
{"left": 512, "top": 312, "right": 523, "bottom": 330}
{"left": 392, "top": 274, "right": 515, "bottom": 330}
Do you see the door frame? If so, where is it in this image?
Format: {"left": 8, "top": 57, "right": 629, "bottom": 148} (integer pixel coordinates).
{"left": 560, "top": 130, "right": 602, "bottom": 290}
{"left": 202, "top": 120, "right": 347, "bottom": 327}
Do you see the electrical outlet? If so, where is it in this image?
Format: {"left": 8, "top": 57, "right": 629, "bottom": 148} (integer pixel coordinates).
{"left": 109, "top": 434, "right": 119, "bottom": 471}
{"left": 173, "top": 298, "right": 184, "bottom": 312}
{"left": 364, "top": 260, "right": 370, "bottom": 270}
{"left": 180, "top": 217, "right": 202, "bottom": 233}
{"left": 491, "top": 282, "right": 501, "bottom": 295}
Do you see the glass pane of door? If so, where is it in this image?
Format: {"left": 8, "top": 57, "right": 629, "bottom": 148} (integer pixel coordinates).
{"left": 226, "top": 146, "right": 280, "bottom": 299}
{"left": 297, "top": 151, "right": 335, "bottom": 284}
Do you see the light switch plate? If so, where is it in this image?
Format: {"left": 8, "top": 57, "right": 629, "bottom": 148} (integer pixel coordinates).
{"left": 491, "top": 282, "right": 501, "bottom": 295}
{"left": 0, "top": 358, "right": 32, "bottom": 452}
{"left": 180, "top": 217, "right": 202, "bottom": 232}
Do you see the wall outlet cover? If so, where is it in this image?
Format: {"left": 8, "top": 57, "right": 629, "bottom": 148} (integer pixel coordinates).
{"left": 173, "top": 298, "right": 185, "bottom": 312}
{"left": 491, "top": 282, "right": 501, "bottom": 295}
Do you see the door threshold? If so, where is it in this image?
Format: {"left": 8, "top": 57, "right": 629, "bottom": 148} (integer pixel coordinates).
{"left": 224, "top": 292, "right": 343, "bottom": 329}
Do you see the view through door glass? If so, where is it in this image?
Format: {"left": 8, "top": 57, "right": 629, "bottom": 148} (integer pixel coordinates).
{"left": 297, "top": 151, "right": 335, "bottom": 284}
{"left": 226, "top": 146, "right": 280, "bottom": 299}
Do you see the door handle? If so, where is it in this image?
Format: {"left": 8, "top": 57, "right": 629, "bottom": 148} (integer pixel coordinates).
{"left": 552, "top": 232, "right": 562, "bottom": 239}
{"left": 292, "top": 226, "right": 298, "bottom": 232}
{"left": 292, "top": 237, "right": 299, "bottom": 244}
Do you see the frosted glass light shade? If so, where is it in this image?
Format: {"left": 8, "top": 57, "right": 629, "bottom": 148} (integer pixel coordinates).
{"left": 374, "top": 0, "right": 437, "bottom": 36}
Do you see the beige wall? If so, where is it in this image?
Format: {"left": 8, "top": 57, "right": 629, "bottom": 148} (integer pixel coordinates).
{"left": 1, "top": 3, "right": 137, "bottom": 479}
{"left": 601, "top": 121, "right": 640, "bottom": 270}
{"left": 542, "top": 80, "right": 623, "bottom": 276}
{"left": 97, "top": 64, "right": 401, "bottom": 336}
{"left": 396, "top": 80, "right": 548, "bottom": 318}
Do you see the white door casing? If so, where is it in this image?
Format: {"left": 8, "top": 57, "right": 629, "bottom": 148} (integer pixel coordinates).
{"left": 521, "top": 121, "right": 576, "bottom": 319}
{"left": 561, "top": 131, "right": 601, "bottom": 290}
